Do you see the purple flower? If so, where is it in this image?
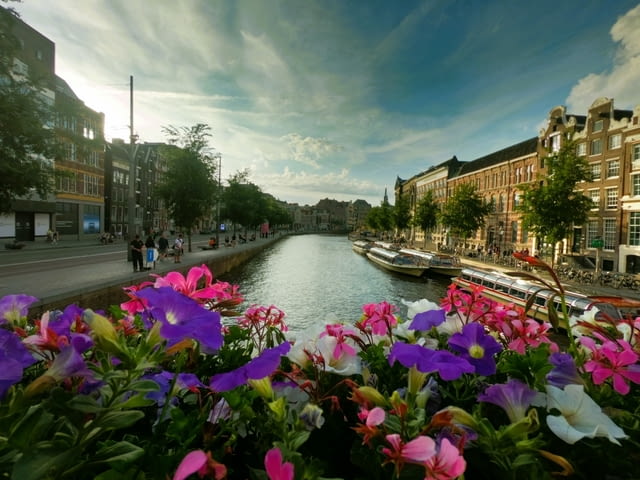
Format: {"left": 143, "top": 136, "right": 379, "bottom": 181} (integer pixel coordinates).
{"left": 409, "top": 309, "right": 446, "bottom": 331}
{"left": 546, "top": 352, "right": 584, "bottom": 388}
{"left": 448, "top": 323, "right": 502, "bottom": 376}
{"left": 0, "top": 294, "right": 38, "bottom": 325}
{"left": 210, "top": 342, "right": 291, "bottom": 392}
{"left": 478, "top": 379, "right": 540, "bottom": 423}
{"left": 135, "top": 287, "right": 223, "bottom": 353}
{"left": 46, "top": 346, "right": 93, "bottom": 382}
{"left": 145, "top": 370, "right": 204, "bottom": 406}
{"left": 388, "top": 342, "right": 474, "bottom": 381}
{"left": 0, "top": 329, "right": 36, "bottom": 397}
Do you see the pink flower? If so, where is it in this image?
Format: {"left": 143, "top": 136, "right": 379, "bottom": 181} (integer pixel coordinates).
{"left": 424, "top": 438, "right": 467, "bottom": 479}
{"left": 360, "top": 301, "right": 398, "bottom": 336}
{"left": 265, "top": 448, "right": 294, "bottom": 480}
{"left": 581, "top": 337, "right": 640, "bottom": 395}
{"left": 173, "top": 450, "right": 226, "bottom": 480}
{"left": 153, "top": 265, "right": 225, "bottom": 302}
{"left": 382, "top": 434, "right": 436, "bottom": 476}
{"left": 353, "top": 406, "right": 385, "bottom": 445}
{"left": 320, "top": 323, "right": 358, "bottom": 359}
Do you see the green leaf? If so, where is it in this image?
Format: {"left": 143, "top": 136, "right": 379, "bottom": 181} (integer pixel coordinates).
{"left": 97, "top": 410, "right": 145, "bottom": 430}
{"left": 9, "top": 406, "right": 56, "bottom": 449}
{"left": 91, "top": 441, "right": 145, "bottom": 470}
{"left": 289, "top": 430, "right": 310, "bottom": 451}
{"left": 12, "top": 446, "right": 78, "bottom": 480}
{"left": 127, "top": 380, "right": 161, "bottom": 393}
{"left": 67, "top": 395, "right": 104, "bottom": 413}
{"left": 117, "top": 394, "right": 156, "bottom": 409}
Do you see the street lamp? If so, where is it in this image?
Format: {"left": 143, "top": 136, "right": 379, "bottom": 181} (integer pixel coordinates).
{"left": 214, "top": 153, "right": 222, "bottom": 248}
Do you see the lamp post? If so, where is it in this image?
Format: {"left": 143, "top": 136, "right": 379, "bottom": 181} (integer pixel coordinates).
{"left": 498, "top": 227, "right": 504, "bottom": 256}
{"left": 214, "top": 153, "right": 222, "bottom": 248}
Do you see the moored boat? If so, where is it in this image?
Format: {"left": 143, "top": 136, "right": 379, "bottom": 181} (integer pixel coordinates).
{"left": 366, "top": 246, "right": 429, "bottom": 277}
{"left": 399, "top": 248, "right": 462, "bottom": 277}
{"left": 452, "top": 267, "right": 640, "bottom": 329}
{"left": 352, "top": 240, "right": 374, "bottom": 255}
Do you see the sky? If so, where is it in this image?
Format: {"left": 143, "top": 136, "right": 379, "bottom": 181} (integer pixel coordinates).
{"left": 12, "top": 0, "right": 640, "bottom": 206}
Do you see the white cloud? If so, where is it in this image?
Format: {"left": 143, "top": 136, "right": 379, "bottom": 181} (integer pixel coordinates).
{"left": 566, "top": 4, "right": 640, "bottom": 111}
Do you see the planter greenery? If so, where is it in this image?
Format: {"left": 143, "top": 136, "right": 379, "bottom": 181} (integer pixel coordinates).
{"left": 0, "top": 258, "right": 638, "bottom": 479}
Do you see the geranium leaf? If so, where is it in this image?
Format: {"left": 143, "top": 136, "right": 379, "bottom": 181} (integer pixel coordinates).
{"left": 96, "top": 410, "right": 145, "bottom": 430}
{"left": 91, "top": 441, "right": 145, "bottom": 469}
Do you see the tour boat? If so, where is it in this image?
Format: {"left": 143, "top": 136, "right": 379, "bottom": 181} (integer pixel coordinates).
{"left": 452, "top": 267, "right": 640, "bottom": 329}
{"left": 366, "top": 246, "right": 429, "bottom": 277}
{"left": 352, "top": 239, "right": 375, "bottom": 255}
{"left": 399, "top": 248, "right": 463, "bottom": 277}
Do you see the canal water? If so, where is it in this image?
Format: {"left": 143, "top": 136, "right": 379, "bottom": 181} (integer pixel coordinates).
{"left": 220, "top": 234, "right": 452, "bottom": 334}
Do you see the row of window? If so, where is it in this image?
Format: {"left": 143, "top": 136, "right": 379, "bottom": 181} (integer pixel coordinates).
{"left": 61, "top": 143, "right": 103, "bottom": 167}
{"left": 56, "top": 173, "right": 103, "bottom": 197}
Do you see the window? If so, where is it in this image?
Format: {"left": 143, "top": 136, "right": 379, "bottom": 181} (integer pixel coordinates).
{"left": 630, "top": 213, "right": 640, "bottom": 246}
{"left": 606, "top": 187, "right": 618, "bottom": 209}
{"left": 633, "top": 174, "right": 640, "bottom": 196}
{"left": 590, "top": 162, "right": 601, "bottom": 180}
{"left": 589, "top": 189, "right": 600, "bottom": 209}
{"left": 551, "top": 135, "right": 561, "bottom": 152}
{"left": 606, "top": 159, "right": 619, "bottom": 178}
{"left": 603, "top": 219, "right": 616, "bottom": 250}
{"left": 591, "top": 138, "right": 602, "bottom": 155}
{"left": 511, "top": 221, "right": 518, "bottom": 243}
{"left": 593, "top": 119, "right": 604, "bottom": 132}
{"left": 586, "top": 220, "right": 599, "bottom": 248}
{"left": 608, "top": 134, "right": 621, "bottom": 150}
{"left": 634, "top": 144, "right": 640, "bottom": 161}
{"left": 84, "top": 174, "right": 100, "bottom": 196}
{"left": 576, "top": 143, "right": 587, "bottom": 156}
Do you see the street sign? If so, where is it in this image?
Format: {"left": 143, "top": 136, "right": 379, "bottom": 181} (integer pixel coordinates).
{"left": 591, "top": 238, "right": 604, "bottom": 248}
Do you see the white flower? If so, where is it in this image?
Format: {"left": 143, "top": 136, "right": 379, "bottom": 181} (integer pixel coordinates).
{"left": 401, "top": 298, "right": 440, "bottom": 321}
{"left": 545, "top": 384, "right": 627, "bottom": 445}
{"left": 436, "top": 314, "right": 465, "bottom": 336}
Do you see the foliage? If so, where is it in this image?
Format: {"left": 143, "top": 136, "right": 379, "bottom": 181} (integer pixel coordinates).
{"left": 366, "top": 198, "right": 394, "bottom": 236}
{"left": 0, "top": 5, "right": 58, "bottom": 214}
{"left": 393, "top": 195, "right": 412, "bottom": 235}
{"left": 1, "top": 257, "right": 640, "bottom": 479}
{"left": 517, "top": 140, "right": 592, "bottom": 263}
{"left": 221, "top": 170, "right": 267, "bottom": 233}
{"left": 439, "top": 183, "right": 493, "bottom": 242}
{"left": 156, "top": 124, "right": 218, "bottom": 248}
{"left": 412, "top": 190, "right": 439, "bottom": 247}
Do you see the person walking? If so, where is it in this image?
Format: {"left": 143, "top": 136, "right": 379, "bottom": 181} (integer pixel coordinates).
{"left": 130, "top": 234, "right": 144, "bottom": 272}
{"left": 158, "top": 234, "right": 169, "bottom": 261}
{"left": 144, "top": 235, "right": 157, "bottom": 270}
{"left": 173, "top": 233, "right": 184, "bottom": 263}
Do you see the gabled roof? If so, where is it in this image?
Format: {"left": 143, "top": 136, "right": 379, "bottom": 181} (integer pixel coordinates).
{"left": 454, "top": 137, "right": 538, "bottom": 177}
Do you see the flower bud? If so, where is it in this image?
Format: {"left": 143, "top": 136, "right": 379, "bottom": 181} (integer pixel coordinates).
{"left": 249, "top": 377, "right": 274, "bottom": 400}
{"left": 356, "top": 386, "right": 387, "bottom": 407}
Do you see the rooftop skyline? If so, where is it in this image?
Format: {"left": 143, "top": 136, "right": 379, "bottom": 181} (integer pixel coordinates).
{"left": 14, "top": 0, "right": 640, "bottom": 206}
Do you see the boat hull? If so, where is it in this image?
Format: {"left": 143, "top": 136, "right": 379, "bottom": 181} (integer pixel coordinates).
{"left": 366, "top": 251, "right": 427, "bottom": 277}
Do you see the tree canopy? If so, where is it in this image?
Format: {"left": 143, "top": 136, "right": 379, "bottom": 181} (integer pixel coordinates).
{"left": 412, "top": 190, "right": 439, "bottom": 247}
{"left": 156, "top": 124, "right": 218, "bottom": 249}
{"left": 221, "top": 170, "right": 267, "bottom": 233}
{"left": 0, "top": 5, "right": 58, "bottom": 214}
{"left": 517, "top": 139, "right": 592, "bottom": 263}
{"left": 393, "top": 195, "right": 411, "bottom": 235}
{"left": 439, "top": 183, "right": 492, "bottom": 243}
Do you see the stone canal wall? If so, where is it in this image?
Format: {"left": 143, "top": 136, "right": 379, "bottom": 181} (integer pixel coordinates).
{"left": 29, "top": 236, "right": 283, "bottom": 317}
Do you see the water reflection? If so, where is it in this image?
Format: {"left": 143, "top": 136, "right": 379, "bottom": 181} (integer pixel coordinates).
{"left": 220, "top": 234, "right": 452, "bottom": 334}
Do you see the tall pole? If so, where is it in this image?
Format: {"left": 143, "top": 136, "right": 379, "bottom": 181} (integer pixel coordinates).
{"left": 215, "top": 153, "right": 222, "bottom": 248}
{"left": 126, "top": 75, "right": 137, "bottom": 261}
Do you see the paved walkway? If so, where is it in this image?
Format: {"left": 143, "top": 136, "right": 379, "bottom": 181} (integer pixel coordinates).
{"left": 0, "top": 234, "right": 280, "bottom": 307}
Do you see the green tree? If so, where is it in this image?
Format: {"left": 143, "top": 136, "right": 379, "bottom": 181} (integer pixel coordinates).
{"left": 156, "top": 124, "right": 218, "bottom": 252}
{"left": 393, "top": 195, "right": 411, "bottom": 240}
{"left": 439, "top": 183, "right": 492, "bottom": 249}
{"left": 221, "top": 170, "right": 267, "bottom": 236}
{"left": 517, "top": 139, "right": 592, "bottom": 266}
{"left": 412, "top": 190, "right": 439, "bottom": 248}
{"left": 0, "top": 5, "right": 58, "bottom": 214}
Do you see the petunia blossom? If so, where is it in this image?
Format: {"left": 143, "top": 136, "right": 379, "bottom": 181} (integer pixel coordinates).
{"left": 409, "top": 308, "right": 446, "bottom": 331}
{"left": 0, "top": 294, "right": 38, "bottom": 326}
{"left": 546, "top": 352, "right": 584, "bottom": 388}
{"left": 545, "top": 384, "right": 627, "bottom": 445}
{"left": 135, "top": 287, "right": 223, "bottom": 353}
{"left": 264, "top": 448, "right": 294, "bottom": 480}
{"left": 478, "top": 379, "right": 542, "bottom": 423}
{"left": 0, "top": 328, "right": 37, "bottom": 397}
{"left": 448, "top": 322, "right": 502, "bottom": 376}
{"left": 424, "top": 437, "right": 467, "bottom": 480}
{"left": 388, "top": 342, "right": 474, "bottom": 381}
{"left": 210, "top": 341, "right": 291, "bottom": 392}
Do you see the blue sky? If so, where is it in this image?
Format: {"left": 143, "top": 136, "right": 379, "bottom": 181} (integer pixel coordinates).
{"left": 14, "top": 0, "right": 640, "bottom": 206}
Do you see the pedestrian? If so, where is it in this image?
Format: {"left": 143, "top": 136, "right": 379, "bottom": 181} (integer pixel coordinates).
{"left": 158, "top": 234, "right": 169, "bottom": 261}
{"left": 144, "top": 235, "right": 157, "bottom": 270}
{"left": 173, "top": 234, "right": 184, "bottom": 263}
{"left": 130, "top": 234, "right": 144, "bottom": 272}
